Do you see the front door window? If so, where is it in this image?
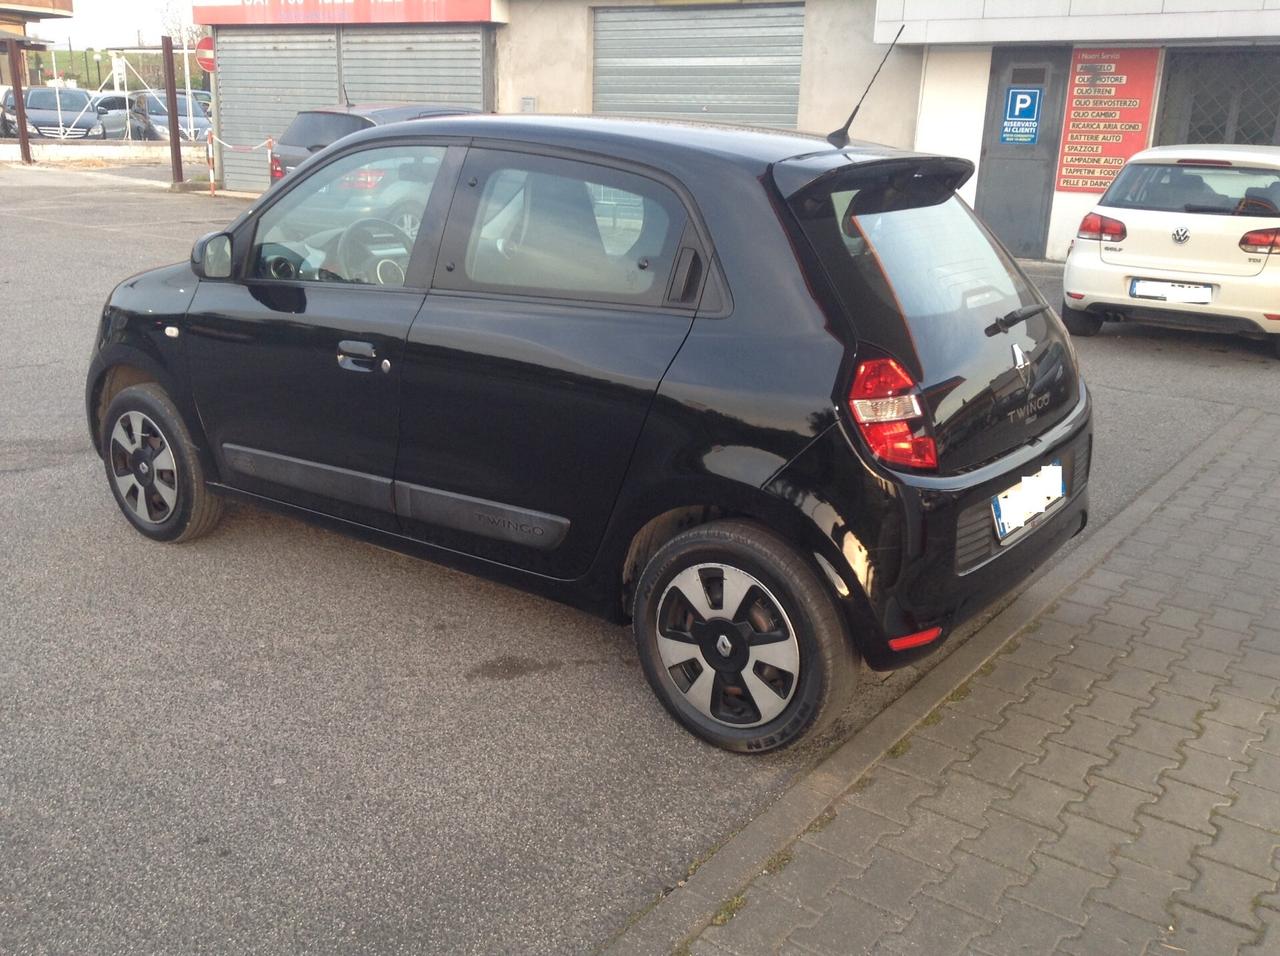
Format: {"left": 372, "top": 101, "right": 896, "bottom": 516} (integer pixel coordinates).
{"left": 251, "top": 145, "right": 446, "bottom": 287}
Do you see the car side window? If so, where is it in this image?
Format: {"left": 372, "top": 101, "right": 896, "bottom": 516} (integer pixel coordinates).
{"left": 442, "top": 150, "right": 688, "bottom": 306}
{"left": 249, "top": 144, "right": 445, "bottom": 287}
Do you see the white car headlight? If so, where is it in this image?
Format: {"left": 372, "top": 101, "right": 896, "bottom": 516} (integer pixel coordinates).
{"left": 91, "top": 122, "right": 104, "bottom": 135}
{"left": 154, "top": 124, "right": 169, "bottom": 138}
{"left": 25, "top": 122, "right": 38, "bottom": 135}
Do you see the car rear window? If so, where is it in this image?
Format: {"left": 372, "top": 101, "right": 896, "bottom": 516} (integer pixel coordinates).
{"left": 789, "top": 174, "right": 1041, "bottom": 379}
{"left": 280, "top": 112, "right": 370, "bottom": 149}
{"left": 1102, "top": 162, "right": 1280, "bottom": 217}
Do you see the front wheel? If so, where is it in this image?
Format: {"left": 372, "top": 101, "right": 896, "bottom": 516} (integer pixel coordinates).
{"left": 1061, "top": 299, "right": 1103, "bottom": 336}
{"left": 632, "top": 520, "right": 859, "bottom": 753}
{"left": 101, "top": 383, "right": 223, "bottom": 543}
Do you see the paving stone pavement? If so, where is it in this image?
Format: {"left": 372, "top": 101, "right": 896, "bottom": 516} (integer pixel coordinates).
{"left": 687, "top": 413, "right": 1280, "bottom": 956}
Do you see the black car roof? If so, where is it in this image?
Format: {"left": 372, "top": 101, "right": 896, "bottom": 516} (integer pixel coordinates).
{"left": 303, "top": 104, "right": 479, "bottom": 124}
{"left": 350, "top": 113, "right": 922, "bottom": 180}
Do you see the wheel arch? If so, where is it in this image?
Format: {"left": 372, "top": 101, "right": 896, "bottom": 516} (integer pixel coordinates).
{"left": 87, "top": 348, "right": 218, "bottom": 481}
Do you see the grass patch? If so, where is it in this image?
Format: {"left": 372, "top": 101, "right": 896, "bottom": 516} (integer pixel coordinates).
{"left": 711, "top": 895, "right": 746, "bottom": 927}
{"left": 920, "top": 709, "right": 943, "bottom": 727}
{"left": 806, "top": 807, "right": 837, "bottom": 833}
{"left": 886, "top": 736, "right": 912, "bottom": 758}
{"left": 946, "top": 681, "right": 972, "bottom": 702}
{"left": 977, "top": 660, "right": 997, "bottom": 677}
{"left": 999, "top": 638, "right": 1022, "bottom": 656}
{"left": 763, "top": 847, "right": 793, "bottom": 875}
{"left": 848, "top": 775, "right": 873, "bottom": 794}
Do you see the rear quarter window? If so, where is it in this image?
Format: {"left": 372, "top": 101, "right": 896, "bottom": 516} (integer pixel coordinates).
{"left": 1102, "top": 163, "right": 1280, "bottom": 217}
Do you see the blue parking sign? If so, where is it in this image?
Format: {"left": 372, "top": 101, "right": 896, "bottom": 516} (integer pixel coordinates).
{"left": 1001, "top": 87, "right": 1042, "bottom": 145}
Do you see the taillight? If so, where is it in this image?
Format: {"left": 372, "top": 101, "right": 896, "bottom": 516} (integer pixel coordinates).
{"left": 338, "top": 169, "right": 386, "bottom": 190}
{"left": 269, "top": 152, "right": 284, "bottom": 180}
{"left": 1077, "top": 212, "right": 1126, "bottom": 242}
{"left": 848, "top": 358, "right": 937, "bottom": 471}
{"left": 1240, "top": 228, "right": 1280, "bottom": 254}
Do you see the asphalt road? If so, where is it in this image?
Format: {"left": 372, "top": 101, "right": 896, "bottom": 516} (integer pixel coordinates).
{"left": 2, "top": 164, "right": 1278, "bottom": 954}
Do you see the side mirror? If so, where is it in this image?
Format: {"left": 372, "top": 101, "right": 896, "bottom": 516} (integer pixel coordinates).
{"left": 192, "top": 231, "right": 233, "bottom": 280}
{"left": 97, "top": 105, "right": 108, "bottom": 115}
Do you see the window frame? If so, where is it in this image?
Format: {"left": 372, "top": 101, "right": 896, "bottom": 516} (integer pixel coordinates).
{"left": 227, "top": 137, "right": 467, "bottom": 293}
{"left": 432, "top": 145, "right": 705, "bottom": 311}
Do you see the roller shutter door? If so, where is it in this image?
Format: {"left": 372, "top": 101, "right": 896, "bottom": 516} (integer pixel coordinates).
{"left": 213, "top": 26, "right": 488, "bottom": 193}
{"left": 340, "top": 27, "right": 488, "bottom": 109}
{"left": 214, "top": 28, "right": 339, "bottom": 193}
{"left": 593, "top": 4, "right": 804, "bottom": 128}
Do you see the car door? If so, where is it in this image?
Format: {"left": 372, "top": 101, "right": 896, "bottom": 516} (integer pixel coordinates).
{"left": 185, "top": 140, "right": 460, "bottom": 531}
{"left": 393, "top": 147, "right": 708, "bottom": 578}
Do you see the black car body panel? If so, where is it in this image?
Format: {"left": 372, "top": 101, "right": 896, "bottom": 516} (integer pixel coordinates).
{"left": 2, "top": 88, "right": 103, "bottom": 138}
{"left": 86, "top": 114, "right": 1092, "bottom": 670}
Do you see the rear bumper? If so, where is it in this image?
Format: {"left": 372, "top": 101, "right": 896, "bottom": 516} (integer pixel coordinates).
{"left": 1064, "top": 246, "right": 1280, "bottom": 337}
{"left": 766, "top": 384, "right": 1092, "bottom": 671}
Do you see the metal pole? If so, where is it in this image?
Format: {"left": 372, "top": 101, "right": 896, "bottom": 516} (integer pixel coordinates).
{"left": 6, "top": 42, "right": 31, "bottom": 163}
{"left": 160, "top": 36, "right": 183, "bottom": 184}
{"left": 51, "top": 47, "right": 64, "bottom": 138}
{"left": 181, "top": 36, "right": 194, "bottom": 144}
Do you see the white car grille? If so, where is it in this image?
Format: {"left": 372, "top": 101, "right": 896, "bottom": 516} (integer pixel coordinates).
{"left": 36, "top": 126, "right": 89, "bottom": 138}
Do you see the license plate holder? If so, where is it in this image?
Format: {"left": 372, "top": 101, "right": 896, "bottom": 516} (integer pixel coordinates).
{"left": 1129, "top": 278, "right": 1212, "bottom": 304}
{"left": 991, "top": 460, "right": 1065, "bottom": 542}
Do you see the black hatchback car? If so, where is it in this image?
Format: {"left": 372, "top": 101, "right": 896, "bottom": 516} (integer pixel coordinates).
{"left": 86, "top": 116, "right": 1091, "bottom": 752}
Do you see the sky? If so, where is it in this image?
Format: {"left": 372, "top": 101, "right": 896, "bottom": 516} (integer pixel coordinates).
{"left": 33, "top": 0, "right": 194, "bottom": 50}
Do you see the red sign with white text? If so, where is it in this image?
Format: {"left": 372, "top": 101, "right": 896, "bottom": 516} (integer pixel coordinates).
{"left": 192, "top": 0, "right": 498, "bottom": 26}
{"left": 1055, "top": 47, "right": 1161, "bottom": 194}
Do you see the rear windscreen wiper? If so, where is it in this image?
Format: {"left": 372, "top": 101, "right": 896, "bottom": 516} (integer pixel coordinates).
{"left": 985, "top": 303, "right": 1049, "bottom": 337}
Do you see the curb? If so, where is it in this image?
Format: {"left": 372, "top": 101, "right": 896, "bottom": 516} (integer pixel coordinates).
{"left": 600, "top": 405, "right": 1263, "bottom": 956}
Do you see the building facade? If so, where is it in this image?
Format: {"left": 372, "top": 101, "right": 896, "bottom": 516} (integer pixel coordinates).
{"left": 0, "top": 0, "right": 71, "bottom": 85}
{"left": 194, "top": 0, "right": 1280, "bottom": 261}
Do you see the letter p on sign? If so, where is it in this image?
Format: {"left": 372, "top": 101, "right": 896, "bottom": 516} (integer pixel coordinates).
{"left": 1005, "top": 88, "right": 1042, "bottom": 122}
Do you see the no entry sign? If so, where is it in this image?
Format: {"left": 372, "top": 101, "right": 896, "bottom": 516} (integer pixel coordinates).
{"left": 195, "top": 35, "right": 215, "bottom": 73}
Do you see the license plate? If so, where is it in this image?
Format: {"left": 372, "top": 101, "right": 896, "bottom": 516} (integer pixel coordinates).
{"left": 1129, "top": 278, "right": 1212, "bottom": 304}
{"left": 991, "top": 461, "right": 1064, "bottom": 541}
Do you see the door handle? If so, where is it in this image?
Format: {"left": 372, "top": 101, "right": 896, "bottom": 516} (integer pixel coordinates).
{"left": 337, "top": 339, "right": 377, "bottom": 372}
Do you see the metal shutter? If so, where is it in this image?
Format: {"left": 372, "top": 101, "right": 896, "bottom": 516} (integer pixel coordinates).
{"left": 339, "top": 27, "right": 488, "bottom": 109}
{"left": 593, "top": 4, "right": 804, "bottom": 128}
{"left": 214, "top": 27, "right": 339, "bottom": 192}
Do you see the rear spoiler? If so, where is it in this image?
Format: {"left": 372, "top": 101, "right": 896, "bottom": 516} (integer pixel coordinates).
{"left": 770, "top": 150, "right": 975, "bottom": 202}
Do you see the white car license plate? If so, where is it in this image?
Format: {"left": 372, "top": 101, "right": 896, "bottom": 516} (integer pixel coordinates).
{"left": 991, "top": 461, "right": 1064, "bottom": 541}
{"left": 1129, "top": 278, "right": 1212, "bottom": 304}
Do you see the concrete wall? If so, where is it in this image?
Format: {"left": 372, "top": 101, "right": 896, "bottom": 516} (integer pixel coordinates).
{"left": 495, "top": 0, "right": 596, "bottom": 115}
{"left": 876, "top": 0, "right": 1280, "bottom": 43}
{"left": 497, "top": 0, "right": 921, "bottom": 149}
{"left": 913, "top": 44, "right": 990, "bottom": 206}
{"left": 797, "top": 0, "right": 921, "bottom": 148}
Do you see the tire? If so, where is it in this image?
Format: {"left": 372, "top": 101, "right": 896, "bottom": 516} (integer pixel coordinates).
{"left": 1272, "top": 335, "right": 1280, "bottom": 360}
{"left": 1061, "top": 299, "right": 1103, "bottom": 337}
{"left": 101, "top": 383, "right": 223, "bottom": 543}
{"left": 632, "top": 520, "right": 860, "bottom": 753}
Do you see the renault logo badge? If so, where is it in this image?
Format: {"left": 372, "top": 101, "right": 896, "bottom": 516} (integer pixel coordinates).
{"left": 716, "top": 635, "right": 733, "bottom": 658}
{"left": 1172, "top": 227, "right": 1190, "bottom": 244}
{"left": 1012, "top": 343, "right": 1032, "bottom": 390}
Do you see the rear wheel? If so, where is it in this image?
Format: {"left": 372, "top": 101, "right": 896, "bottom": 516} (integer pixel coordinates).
{"left": 1061, "top": 299, "right": 1103, "bottom": 336}
{"left": 632, "top": 520, "right": 859, "bottom": 753}
{"left": 1272, "top": 335, "right": 1280, "bottom": 360}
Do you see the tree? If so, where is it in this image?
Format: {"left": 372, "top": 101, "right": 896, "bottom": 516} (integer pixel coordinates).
{"left": 161, "top": 0, "right": 206, "bottom": 51}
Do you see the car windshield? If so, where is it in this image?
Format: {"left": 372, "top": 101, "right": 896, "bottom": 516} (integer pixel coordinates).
{"left": 280, "top": 112, "right": 370, "bottom": 149}
{"left": 147, "top": 94, "right": 201, "bottom": 118}
{"left": 26, "top": 89, "right": 91, "bottom": 112}
{"left": 1102, "top": 162, "right": 1280, "bottom": 217}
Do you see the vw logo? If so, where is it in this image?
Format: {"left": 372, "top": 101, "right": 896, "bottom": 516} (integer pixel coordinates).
{"left": 1172, "top": 227, "right": 1190, "bottom": 245}
{"left": 715, "top": 634, "right": 733, "bottom": 658}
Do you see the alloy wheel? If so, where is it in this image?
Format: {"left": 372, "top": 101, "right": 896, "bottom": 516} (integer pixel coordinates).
{"left": 656, "top": 563, "right": 801, "bottom": 728}
{"left": 108, "top": 410, "right": 178, "bottom": 524}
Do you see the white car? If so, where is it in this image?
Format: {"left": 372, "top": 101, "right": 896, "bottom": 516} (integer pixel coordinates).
{"left": 1062, "top": 144, "right": 1280, "bottom": 358}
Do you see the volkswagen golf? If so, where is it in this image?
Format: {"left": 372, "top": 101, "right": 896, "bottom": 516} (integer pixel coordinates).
{"left": 86, "top": 115, "right": 1092, "bottom": 752}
